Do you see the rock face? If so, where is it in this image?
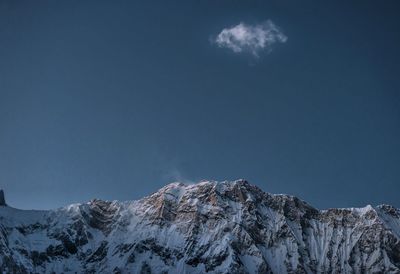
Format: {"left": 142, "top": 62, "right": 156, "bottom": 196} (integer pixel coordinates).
{"left": 0, "top": 190, "right": 5, "bottom": 206}
{"left": 0, "top": 180, "right": 399, "bottom": 273}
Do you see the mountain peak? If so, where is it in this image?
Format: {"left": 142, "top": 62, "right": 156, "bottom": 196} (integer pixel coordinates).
{"left": 151, "top": 179, "right": 262, "bottom": 205}
{"left": 0, "top": 181, "right": 399, "bottom": 273}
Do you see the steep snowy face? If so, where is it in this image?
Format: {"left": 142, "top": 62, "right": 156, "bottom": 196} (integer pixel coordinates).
{"left": 0, "top": 180, "right": 399, "bottom": 274}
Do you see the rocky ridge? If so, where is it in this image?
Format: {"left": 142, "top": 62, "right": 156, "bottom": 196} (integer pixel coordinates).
{"left": 0, "top": 180, "right": 399, "bottom": 273}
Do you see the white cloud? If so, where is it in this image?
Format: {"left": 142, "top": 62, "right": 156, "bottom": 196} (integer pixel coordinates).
{"left": 214, "top": 20, "right": 287, "bottom": 57}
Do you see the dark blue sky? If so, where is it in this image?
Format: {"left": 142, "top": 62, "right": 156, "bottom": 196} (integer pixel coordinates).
{"left": 1, "top": 1, "right": 399, "bottom": 209}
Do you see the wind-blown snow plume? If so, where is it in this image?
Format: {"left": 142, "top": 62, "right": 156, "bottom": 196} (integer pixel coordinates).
{"left": 214, "top": 20, "right": 287, "bottom": 57}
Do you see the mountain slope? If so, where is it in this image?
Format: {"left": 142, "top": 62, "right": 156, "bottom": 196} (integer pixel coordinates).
{"left": 0, "top": 180, "right": 399, "bottom": 273}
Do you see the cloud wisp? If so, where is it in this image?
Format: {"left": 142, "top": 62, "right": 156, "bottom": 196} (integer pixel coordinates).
{"left": 214, "top": 20, "right": 287, "bottom": 57}
{"left": 163, "top": 168, "right": 196, "bottom": 185}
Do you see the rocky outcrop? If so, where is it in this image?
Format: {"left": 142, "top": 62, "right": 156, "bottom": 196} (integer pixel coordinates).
{"left": 0, "top": 180, "right": 399, "bottom": 273}
{"left": 0, "top": 190, "right": 5, "bottom": 206}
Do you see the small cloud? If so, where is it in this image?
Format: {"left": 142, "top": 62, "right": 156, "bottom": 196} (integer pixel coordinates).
{"left": 213, "top": 20, "right": 287, "bottom": 57}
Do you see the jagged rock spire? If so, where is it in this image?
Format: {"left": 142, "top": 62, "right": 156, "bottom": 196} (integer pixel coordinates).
{"left": 0, "top": 189, "right": 6, "bottom": 206}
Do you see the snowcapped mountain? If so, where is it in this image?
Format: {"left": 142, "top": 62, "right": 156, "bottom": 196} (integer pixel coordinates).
{"left": 1, "top": 180, "right": 399, "bottom": 273}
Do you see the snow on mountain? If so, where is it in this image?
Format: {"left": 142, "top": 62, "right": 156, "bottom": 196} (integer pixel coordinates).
{"left": 0, "top": 180, "right": 399, "bottom": 273}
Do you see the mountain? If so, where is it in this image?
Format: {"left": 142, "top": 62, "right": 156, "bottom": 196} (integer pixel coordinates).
{"left": 0, "top": 180, "right": 399, "bottom": 273}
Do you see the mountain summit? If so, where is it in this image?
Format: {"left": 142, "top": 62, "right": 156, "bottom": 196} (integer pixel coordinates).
{"left": 0, "top": 180, "right": 399, "bottom": 273}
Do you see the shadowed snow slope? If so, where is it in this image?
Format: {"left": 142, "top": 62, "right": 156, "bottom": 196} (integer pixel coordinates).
{"left": 0, "top": 180, "right": 399, "bottom": 273}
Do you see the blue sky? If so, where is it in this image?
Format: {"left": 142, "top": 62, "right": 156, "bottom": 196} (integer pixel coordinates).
{"left": 0, "top": 0, "right": 399, "bottom": 209}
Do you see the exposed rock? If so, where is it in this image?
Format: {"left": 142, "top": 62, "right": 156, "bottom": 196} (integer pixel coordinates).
{"left": 0, "top": 190, "right": 6, "bottom": 206}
